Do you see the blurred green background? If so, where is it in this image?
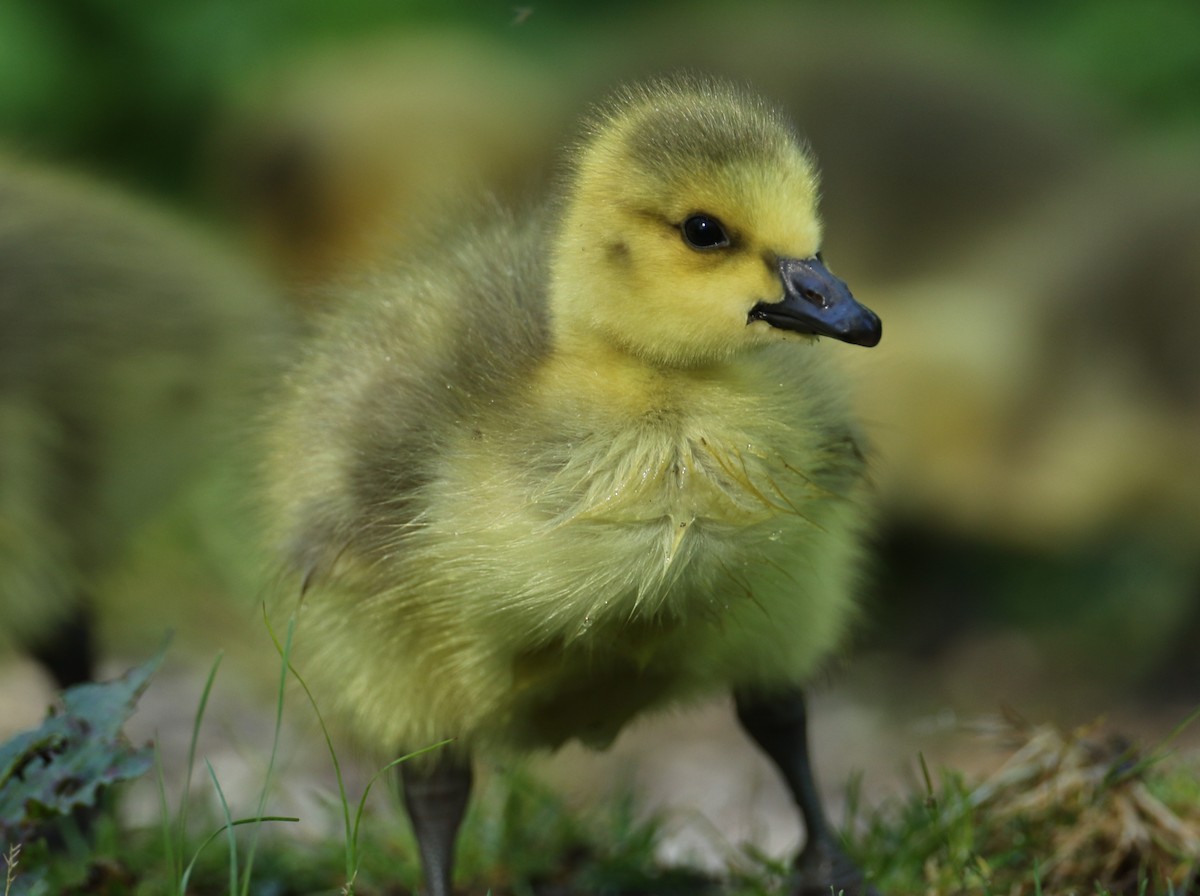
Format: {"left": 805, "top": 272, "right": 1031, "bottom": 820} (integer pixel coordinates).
{"left": 2, "top": 0, "right": 1199, "bottom": 719}
{"left": 3, "top": 1, "right": 1197, "bottom": 201}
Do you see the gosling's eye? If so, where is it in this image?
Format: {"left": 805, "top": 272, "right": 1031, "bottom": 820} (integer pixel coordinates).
{"left": 681, "top": 214, "right": 730, "bottom": 250}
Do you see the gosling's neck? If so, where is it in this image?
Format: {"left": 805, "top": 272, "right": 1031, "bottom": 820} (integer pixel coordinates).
{"left": 534, "top": 320, "right": 758, "bottom": 429}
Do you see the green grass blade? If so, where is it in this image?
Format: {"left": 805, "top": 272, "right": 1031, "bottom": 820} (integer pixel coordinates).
{"left": 1104, "top": 702, "right": 1200, "bottom": 789}
{"left": 179, "top": 651, "right": 224, "bottom": 867}
{"left": 179, "top": 813, "right": 301, "bottom": 894}
{"left": 261, "top": 604, "right": 454, "bottom": 890}
{"left": 263, "top": 605, "right": 357, "bottom": 881}
{"left": 179, "top": 759, "right": 238, "bottom": 895}
{"left": 238, "top": 617, "right": 294, "bottom": 895}
{"left": 153, "top": 739, "right": 180, "bottom": 888}
{"left": 350, "top": 741, "right": 453, "bottom": 861}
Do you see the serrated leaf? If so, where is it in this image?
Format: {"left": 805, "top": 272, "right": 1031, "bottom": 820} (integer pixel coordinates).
{"left": 0, "top": 640, "right": 168, "bottom": 845}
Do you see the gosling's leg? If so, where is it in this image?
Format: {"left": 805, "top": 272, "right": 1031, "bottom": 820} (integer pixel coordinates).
{"left": 27, "top": 601, "right": 100, "bottom": 846}
{"left": 399, "top": 753, "right": 473, "bottom": 896}
{"left": 734, "top": 688, "right": 879, "bottom": 896}
{"left": 29, "top": 600, "right": 95, "bottom": 689}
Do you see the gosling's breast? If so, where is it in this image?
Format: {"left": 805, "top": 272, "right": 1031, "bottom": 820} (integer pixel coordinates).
{"left": 420, "top": 418, "right": 822, "bottom": 613}
{"left": 547, "top": 427, "right": 808, "bottom": 553}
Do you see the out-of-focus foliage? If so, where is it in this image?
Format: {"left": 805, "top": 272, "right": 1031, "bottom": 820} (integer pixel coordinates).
{"left": 0, "top": 647, "right": 163, "bottom": 850}
{"left": 907, "top": 0, "right": 1200, "bottom": 134}
{"left": 210, "top": 31, "right": 569, "bottom": 288}
{"left": 0, "top": 0, "right": 583, "bottom": 198}
{"left": 1, "top": 0, "right": 1196, "bottom": 200}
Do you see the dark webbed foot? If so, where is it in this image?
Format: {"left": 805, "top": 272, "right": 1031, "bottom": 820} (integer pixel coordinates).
{"left": 734, "top": 687, "right": 880, "bottom": 896}
{"left": 791, "top": 835, "right": 879, "bottom": 896}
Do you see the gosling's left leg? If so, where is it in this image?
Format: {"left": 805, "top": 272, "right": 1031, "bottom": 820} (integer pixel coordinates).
{"left": 734, "top": 687, "right": 880, "bottom": 896}
{"left": 399, "top": 752, "right": 473, "bottom": 896}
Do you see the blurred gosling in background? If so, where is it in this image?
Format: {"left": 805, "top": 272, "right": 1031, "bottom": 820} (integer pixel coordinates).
{"left": 0, "top": 158, "right": 285, "bottom": 689}
{"left": 212, "top": 32, "right": 568, "bottom": 299}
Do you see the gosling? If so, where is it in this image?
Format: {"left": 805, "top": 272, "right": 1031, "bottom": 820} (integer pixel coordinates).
{"left": 0, "top": 158, "right": 283, "bottom": 687}
{"left": 266, "top": 75, "right": 882, "bottom": 896}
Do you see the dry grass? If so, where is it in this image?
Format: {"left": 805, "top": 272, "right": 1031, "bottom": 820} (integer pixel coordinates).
{"left": 861, "top": 710, "right": 1200, "bottom": 895}
{"left": 973, "top": 715, "right": 1198, "bottom": 893}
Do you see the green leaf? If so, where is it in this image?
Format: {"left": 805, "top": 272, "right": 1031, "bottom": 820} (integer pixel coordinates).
{"left": 0, "top": 640, "right": 168, "bottom": 845}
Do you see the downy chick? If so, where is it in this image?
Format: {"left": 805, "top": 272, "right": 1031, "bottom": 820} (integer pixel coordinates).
{"left": 0, "top": 158, "right": 284, "bottom": 688}
{"left": 267, "top": 76, "right": 881, "bottom": 896}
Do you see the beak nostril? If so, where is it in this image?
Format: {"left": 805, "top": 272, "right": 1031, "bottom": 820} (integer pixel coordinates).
{"left": 801, "top": 288, "right": 826, "bottom": 308}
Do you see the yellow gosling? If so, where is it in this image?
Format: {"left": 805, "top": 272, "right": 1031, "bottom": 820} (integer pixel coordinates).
{"left": 266, "top": 75, "right": 881, "bottom": 896}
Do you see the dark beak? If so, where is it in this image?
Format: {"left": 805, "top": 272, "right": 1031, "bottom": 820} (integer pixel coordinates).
{"left": 748, "top": 256, "right": 881, "bottom": 347}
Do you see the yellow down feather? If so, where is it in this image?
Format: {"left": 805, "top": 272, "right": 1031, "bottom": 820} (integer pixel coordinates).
{"left": 265, "top": 75, "right": 875, "bottom": 757}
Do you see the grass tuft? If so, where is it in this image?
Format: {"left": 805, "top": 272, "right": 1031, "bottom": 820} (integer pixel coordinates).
{"left": 5, "top": 628, "right": 1197, "bottom": 895}
{"left": 854, "top": 711, "right": 1200, "bottom": 895}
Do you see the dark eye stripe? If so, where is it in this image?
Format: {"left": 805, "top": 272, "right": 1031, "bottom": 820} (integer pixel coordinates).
{"left": 681, "top": 214, "right": 730, "bottom": 250}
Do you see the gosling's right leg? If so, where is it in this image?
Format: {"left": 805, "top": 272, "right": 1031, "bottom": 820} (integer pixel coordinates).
{"left": 734, "top": 688, "right": 879, "bottom": 896}
{"left": 399, "top": 752, "right": 473, "bottom": 896}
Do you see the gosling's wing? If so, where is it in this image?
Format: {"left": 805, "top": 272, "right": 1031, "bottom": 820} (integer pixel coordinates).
{"left": 266, "top": 204, "right": 551, "bottom": 592}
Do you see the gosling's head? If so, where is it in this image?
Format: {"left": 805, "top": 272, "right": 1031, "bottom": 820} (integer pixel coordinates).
{"left": 550, "top": 76, "right": 880, "bottom": 367}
